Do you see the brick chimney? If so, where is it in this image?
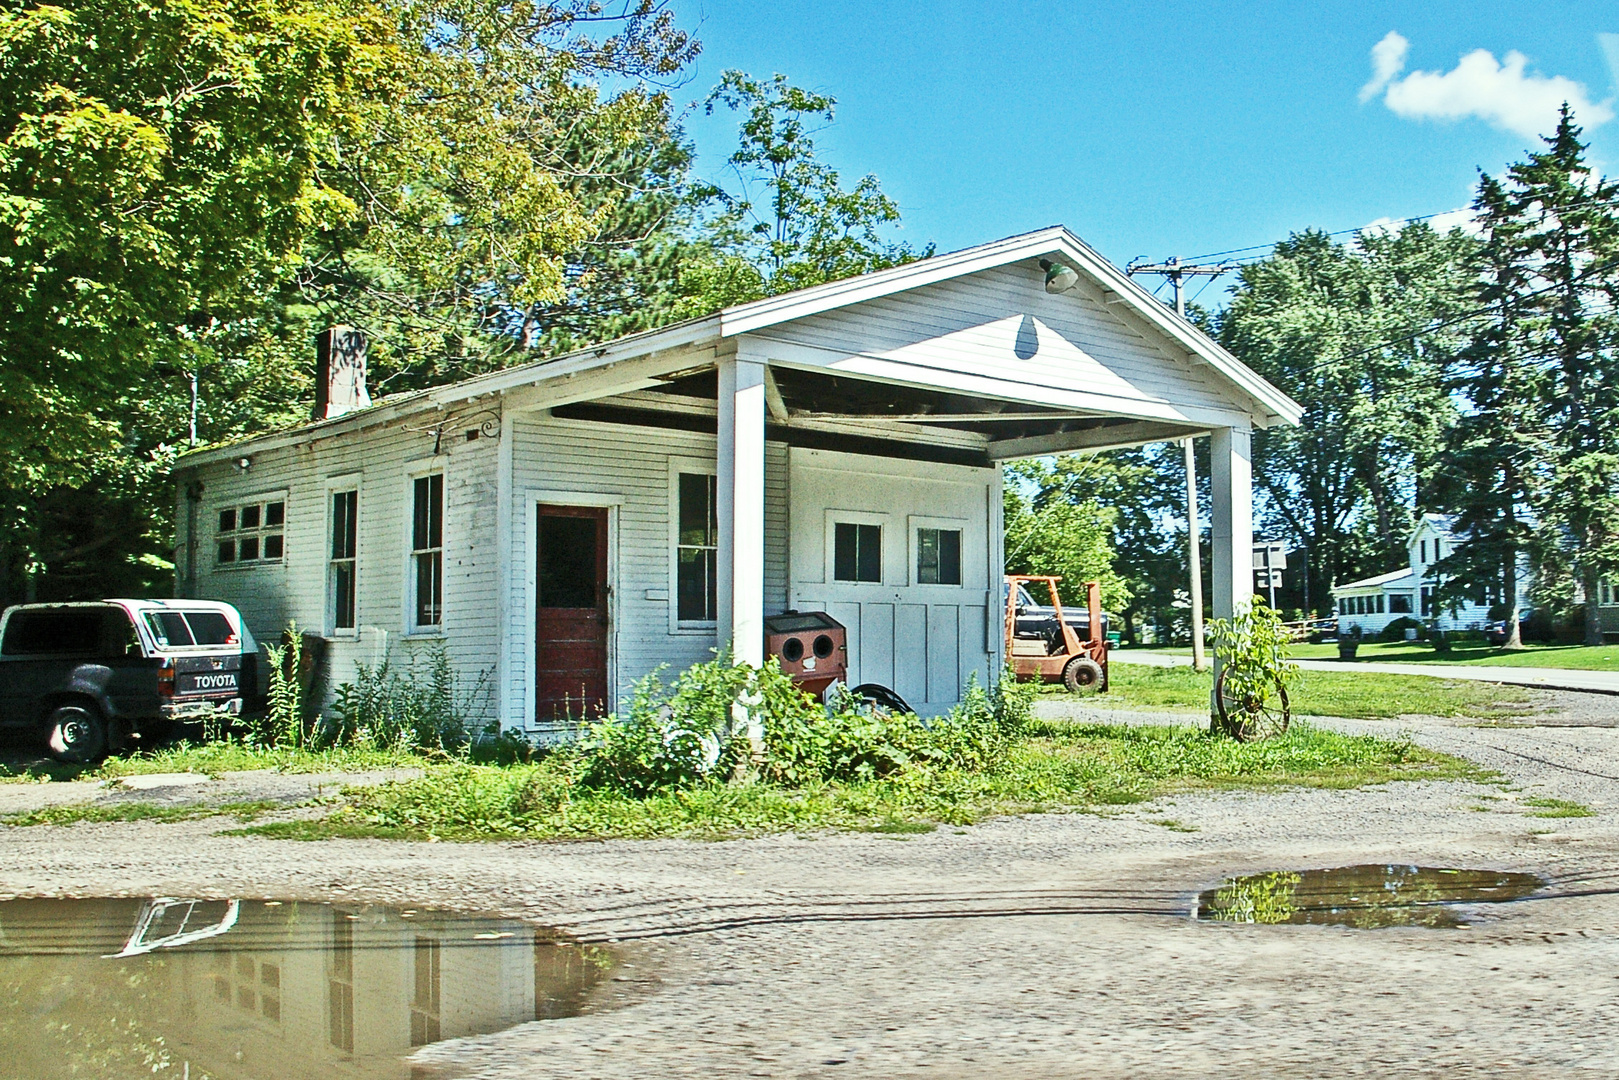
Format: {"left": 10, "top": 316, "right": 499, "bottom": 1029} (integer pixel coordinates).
{"left": 314, "top": 325, "right": 372, "bottom": 420}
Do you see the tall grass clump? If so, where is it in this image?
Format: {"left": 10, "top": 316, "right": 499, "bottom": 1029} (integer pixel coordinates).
{"left": 329, "top": 640, "right": 492, "bottom": 754}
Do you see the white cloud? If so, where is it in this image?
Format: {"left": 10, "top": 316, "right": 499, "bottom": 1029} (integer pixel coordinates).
{"left": 1359, "top": 34, "right": 1614, "bottom": 141}
{"left": 1359, "top": 31, "right": 1409, "bottom": 102}
{"left": 1601, "top": 32, "right": 1619, "bottom": 89}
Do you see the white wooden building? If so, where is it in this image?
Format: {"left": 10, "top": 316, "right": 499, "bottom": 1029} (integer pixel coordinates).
{"left": 1331, "top": 515, "right": 1530, "bottom": 636}
{"left": 172, "top": 227, "right": 1300, "bottom": 733}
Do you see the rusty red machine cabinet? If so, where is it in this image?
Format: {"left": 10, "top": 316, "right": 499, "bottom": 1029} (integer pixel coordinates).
{"left": 763, "top": 611, "right": 847, "bottom": 699}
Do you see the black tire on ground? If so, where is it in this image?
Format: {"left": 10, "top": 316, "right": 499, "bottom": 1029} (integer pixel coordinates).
{"left": 850, "top": 683, "right": 914, "bottom": 716}
{"left": 46, "top": 703, "right": 108, "bottom": 764}
{"left": 1063, "top": 656, "right": 1104, "bottom": 693}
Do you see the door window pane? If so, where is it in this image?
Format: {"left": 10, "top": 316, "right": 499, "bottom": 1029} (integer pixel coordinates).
{"left": 834, "top": 522, "right": 881, "bottom": 583}
{"left": 539, "top": 515, "right": 599, "bottom": 608}
{"left": 917, "top": 528, "right": 962, "bottom": 585}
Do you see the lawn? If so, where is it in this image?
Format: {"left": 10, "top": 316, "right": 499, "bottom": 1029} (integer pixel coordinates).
{"left": 1123, "top": 641, "right": 1619, "bottom": 670}
{"left": 0, "top": 742, "right": 429, "bottom": 784}
{"left": 1285, "top": 640, "right": 1619, "bottom": 670}
{"left": 1096, "top": 661, "right": 1534, "bottom": 720}
{"left": 244, "top": 720, "right": 1478, "bottom": 842}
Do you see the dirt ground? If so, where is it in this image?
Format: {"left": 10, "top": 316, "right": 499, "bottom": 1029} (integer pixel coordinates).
{"left": 5, "top": 694, "right": 1619, "bottom": 1078}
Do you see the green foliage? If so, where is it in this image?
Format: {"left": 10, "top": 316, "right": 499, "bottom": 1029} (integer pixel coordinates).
{"left": 330, "top": 640, "right": 489, "bottom": 753}
{"left": 1206, "top": 871, "right": 1302, "bottom": 924}
{"left": 260, "top": 626, "right": 306, "bottom": 750}
{"left": 576, "top": 654, "right": 1032, "bottom": 796}
{"left": 261, "top": 719, "right": 1472, "bottom": 842}
{"left": 1207, "top": 601, "right": 1300, "bottom": 722}
{"left": 1003, "top": 458, "right": 1131, "bottom": 613}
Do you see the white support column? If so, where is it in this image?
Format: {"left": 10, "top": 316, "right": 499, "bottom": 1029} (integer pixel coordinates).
{"left": 1209, "top": 425, "right": 1254, "bottom": 620}
{"left": 717, "top": 357, "right": 767, "bottom": 667}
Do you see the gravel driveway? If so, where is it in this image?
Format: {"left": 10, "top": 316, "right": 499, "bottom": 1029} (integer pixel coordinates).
{"left": 4, "top": 698, "right": 1619, "bottom": 1078}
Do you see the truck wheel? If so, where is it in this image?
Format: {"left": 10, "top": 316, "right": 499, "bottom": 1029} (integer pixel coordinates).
{"left": 47, "top": 704, "right": 108, "bottom": 764}
{"left": 1062, "top": 657, "right": 1104, "bottom": 693}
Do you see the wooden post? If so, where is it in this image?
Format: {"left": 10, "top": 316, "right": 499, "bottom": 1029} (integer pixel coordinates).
{"left": 717, "top": 358, "right": 767, "bottom": 668}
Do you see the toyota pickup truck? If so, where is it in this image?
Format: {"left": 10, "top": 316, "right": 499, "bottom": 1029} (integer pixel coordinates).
{"left": 0, "top": 600, "right": 257, "bottom": 762}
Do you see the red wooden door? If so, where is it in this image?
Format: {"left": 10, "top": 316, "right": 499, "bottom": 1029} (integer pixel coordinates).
{"left": 535, "top": 506, "right": 609, "bottom": 722}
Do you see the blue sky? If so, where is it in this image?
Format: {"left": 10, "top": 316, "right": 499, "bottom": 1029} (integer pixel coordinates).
{"left": 669, "top": 1, "right": 1619, "bottom": 304}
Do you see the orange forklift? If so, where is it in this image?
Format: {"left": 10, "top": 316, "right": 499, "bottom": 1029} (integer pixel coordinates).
{"left": 1004, "top": 575, "right": 1108, "bottom": 692}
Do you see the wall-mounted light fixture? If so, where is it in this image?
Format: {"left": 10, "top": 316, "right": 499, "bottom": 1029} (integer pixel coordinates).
{"left": 236, "top": 457, "right": 252, "bottom": 471}
{"left": 1039, "top": 258, "right": 1079, "bottom": 294}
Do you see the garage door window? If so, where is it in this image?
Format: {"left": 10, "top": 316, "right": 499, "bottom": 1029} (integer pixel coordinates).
{"left": 833, "top": 522, "right": 882, "bottom": 583}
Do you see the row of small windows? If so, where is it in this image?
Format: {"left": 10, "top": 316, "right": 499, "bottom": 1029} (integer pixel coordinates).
{"left": 220, "top": 474, "right": 971, "bottom": 634}
{"left": 1338, "top": 594, "right": 1416, "bottom": 616}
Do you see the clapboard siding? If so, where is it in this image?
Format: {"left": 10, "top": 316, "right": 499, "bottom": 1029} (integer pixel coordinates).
{"left": 181, "top": 418, "right": 501, "bottom": 722}
{"left": 756, "top": 260, "right": 1245, "bottom": 419}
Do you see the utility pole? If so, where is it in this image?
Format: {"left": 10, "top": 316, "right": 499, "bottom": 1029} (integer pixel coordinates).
{"left": 1127, "top": 257, "right": 1233, "bottom": 669}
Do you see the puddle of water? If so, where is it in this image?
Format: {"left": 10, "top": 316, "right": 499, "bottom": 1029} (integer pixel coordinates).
{"left": 0, "top": 897, "right": 611, "bottom": 1079}
{"left": 1197, "top": 865, "right": 1544, "bottom": 929}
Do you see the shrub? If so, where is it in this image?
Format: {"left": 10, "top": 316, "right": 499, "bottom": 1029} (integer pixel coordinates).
{"left": 330, "top": 641, "right": 491, "bottom": 754}
{"left": 1378, "top": 617, "right": 1425, "bottom": 642}
{"left": 1207, "top": 600, "right": 1299, "bottom": 740}
{"left": 576, "top": 653, "right": 1036, "bottom": 796}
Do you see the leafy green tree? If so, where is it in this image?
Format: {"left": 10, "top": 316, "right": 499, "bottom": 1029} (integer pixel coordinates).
{"left": 1449, "top": 109, "right": 1619, "bottom": 645}
{"left": 676, "top": 70, "right": 929, "bottom": 314}
{"left": 1003, "top": 459, "right": 1130, "bottom": 614}
{"left": 1220, "top": 223, "right": 1477, "bottom": 613}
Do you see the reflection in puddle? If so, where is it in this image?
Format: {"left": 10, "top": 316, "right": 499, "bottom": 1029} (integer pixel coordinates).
{"left": 0, "top": 897, "right": 611, "bottom": 1079}
{"left": 1197, "top": 865, "right": 1544, "bottom": 928}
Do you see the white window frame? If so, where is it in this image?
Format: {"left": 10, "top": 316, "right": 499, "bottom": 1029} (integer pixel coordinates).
{"left": 825, "top": 510, "right": 890, "bottom": 586}
{"left": 403, "top": 461, "right": 446, "bottom": 636}
{"left": 908, "top": 515, "right": 969, "bottom": 588}
{"left": 668, "top": 456, "right": 719, "bottom": 634}
{"left": 325, "top": 474, "right": 361, "bottom": 637}
{"left": 213, "top": 490, "right": 289, "bottom": 570}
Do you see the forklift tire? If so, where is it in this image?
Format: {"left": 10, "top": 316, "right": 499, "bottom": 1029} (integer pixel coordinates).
{"left": 47, "top": 703, "right": 108, "bottom": 764}
{"left": 1062, "top": 657, "right": 1104, "bottom": 693}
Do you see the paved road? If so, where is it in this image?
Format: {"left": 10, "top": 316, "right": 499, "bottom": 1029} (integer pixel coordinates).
{"left": 1114, "top": 649, "right": 1619, "bottom": 696}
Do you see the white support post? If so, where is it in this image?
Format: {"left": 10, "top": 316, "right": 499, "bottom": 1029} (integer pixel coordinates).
{"left": 1209, "top": 425, "right": 1252, "bottom": 724}
{"left": 1209, "top": 425, "right": 1254, "bottom": 621}
{"left": 717, "top": 358, "right": 767, "bottom": 668}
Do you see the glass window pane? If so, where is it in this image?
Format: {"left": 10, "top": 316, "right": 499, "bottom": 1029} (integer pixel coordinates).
{"left": 917, "top": 528, "right": 940, "bottom": 584}
{"left": 427, "top": 474, "right": 443, "bottom": 549}
{"left": 238, "top": 536, "right": 260, "bottom": 562}
{"left": 263, "top": 534, "right": 284, "bottom": 560}
{"left": 415, "top": 551, "right": 441, "bottom": 625}
{"left": 538, "top": 515, "right": 598, "bottom": 608}
{"left": 334, "top": 564, "right": 355, "bottom": 629}
{"left": 677, "top": 547, "right": 716, "bottom": 622}
{"left": 241, "top": 504, "right": 261, "bottom": 530}
{"left": 218, "top": 540, "right": 235, "bottom": 563}
{"left": 218, "top": 508, "right": 237, "bottom": 533}
{"left": 834, "top": 522, "right": 858, "bottom": 582}
{"left": 856, "top": 524, "right": 881, "bottom": 583}
{"left": 182, "top": 611, "right": 234, "bottom": 645}
{"left": 678, "top": 473, "right": 712, "bottom": 546}
{"left": 938, "top": 529, "right": 961, "bottom": 585}
{"left": 413, "top": 477, "right": 430, "bottom": 551}
{"left": 265, "top": 501, "right": 285, "bottom": 527}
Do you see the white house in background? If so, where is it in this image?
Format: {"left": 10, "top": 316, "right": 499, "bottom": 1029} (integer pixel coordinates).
{"left": 1332, "top": 514, "right": 1529, "bottom": 636}
{"left": 171, "top": 226, "right": 1300, "bottom": 734}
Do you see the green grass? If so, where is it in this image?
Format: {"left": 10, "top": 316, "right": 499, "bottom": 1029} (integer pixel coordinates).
{"left": 4, "top": 798, "right": 287, "bottom": 827}
{"left": 1255, "top": 641, "right": 1619, "bottom": 671}
{"left": 0, "top": 743, "right": 428, "bottom": 784}
{"left": 1096, "top": 662, "right": 1533, "bottom": 720}
{"left": 242, "top": 721, "right": 1482, "bottom": 842}
{"left": 1520, "top": 796, "right": 1596, "bottom": 818}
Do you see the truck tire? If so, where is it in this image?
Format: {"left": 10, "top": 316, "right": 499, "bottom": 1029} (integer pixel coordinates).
{"left": 47, "top": 703, "right": 108, "bottom": 764}
{"left": 1062, "top": 656, "right": 1104, "bottom": 693}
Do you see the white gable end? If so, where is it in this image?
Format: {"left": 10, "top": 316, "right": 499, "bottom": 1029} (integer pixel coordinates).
{"left": 737, "top": 261, "right": 1256, "bottom": 428}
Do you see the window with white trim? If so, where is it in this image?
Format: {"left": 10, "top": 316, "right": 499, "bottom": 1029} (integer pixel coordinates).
{"left": 411, "top": 474, "right": 443, "bottom": 628}
{"left": 216, "top": 497, "right": 285, "bottom": 565}
{"left": 329, "top": 490, "right": 358, "bottom": 632}
{"left": 834, "top": 522, "right": 882, "bottom": 583}
{"left": 675, "top": 472, "right": 718, "bottom": 623}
